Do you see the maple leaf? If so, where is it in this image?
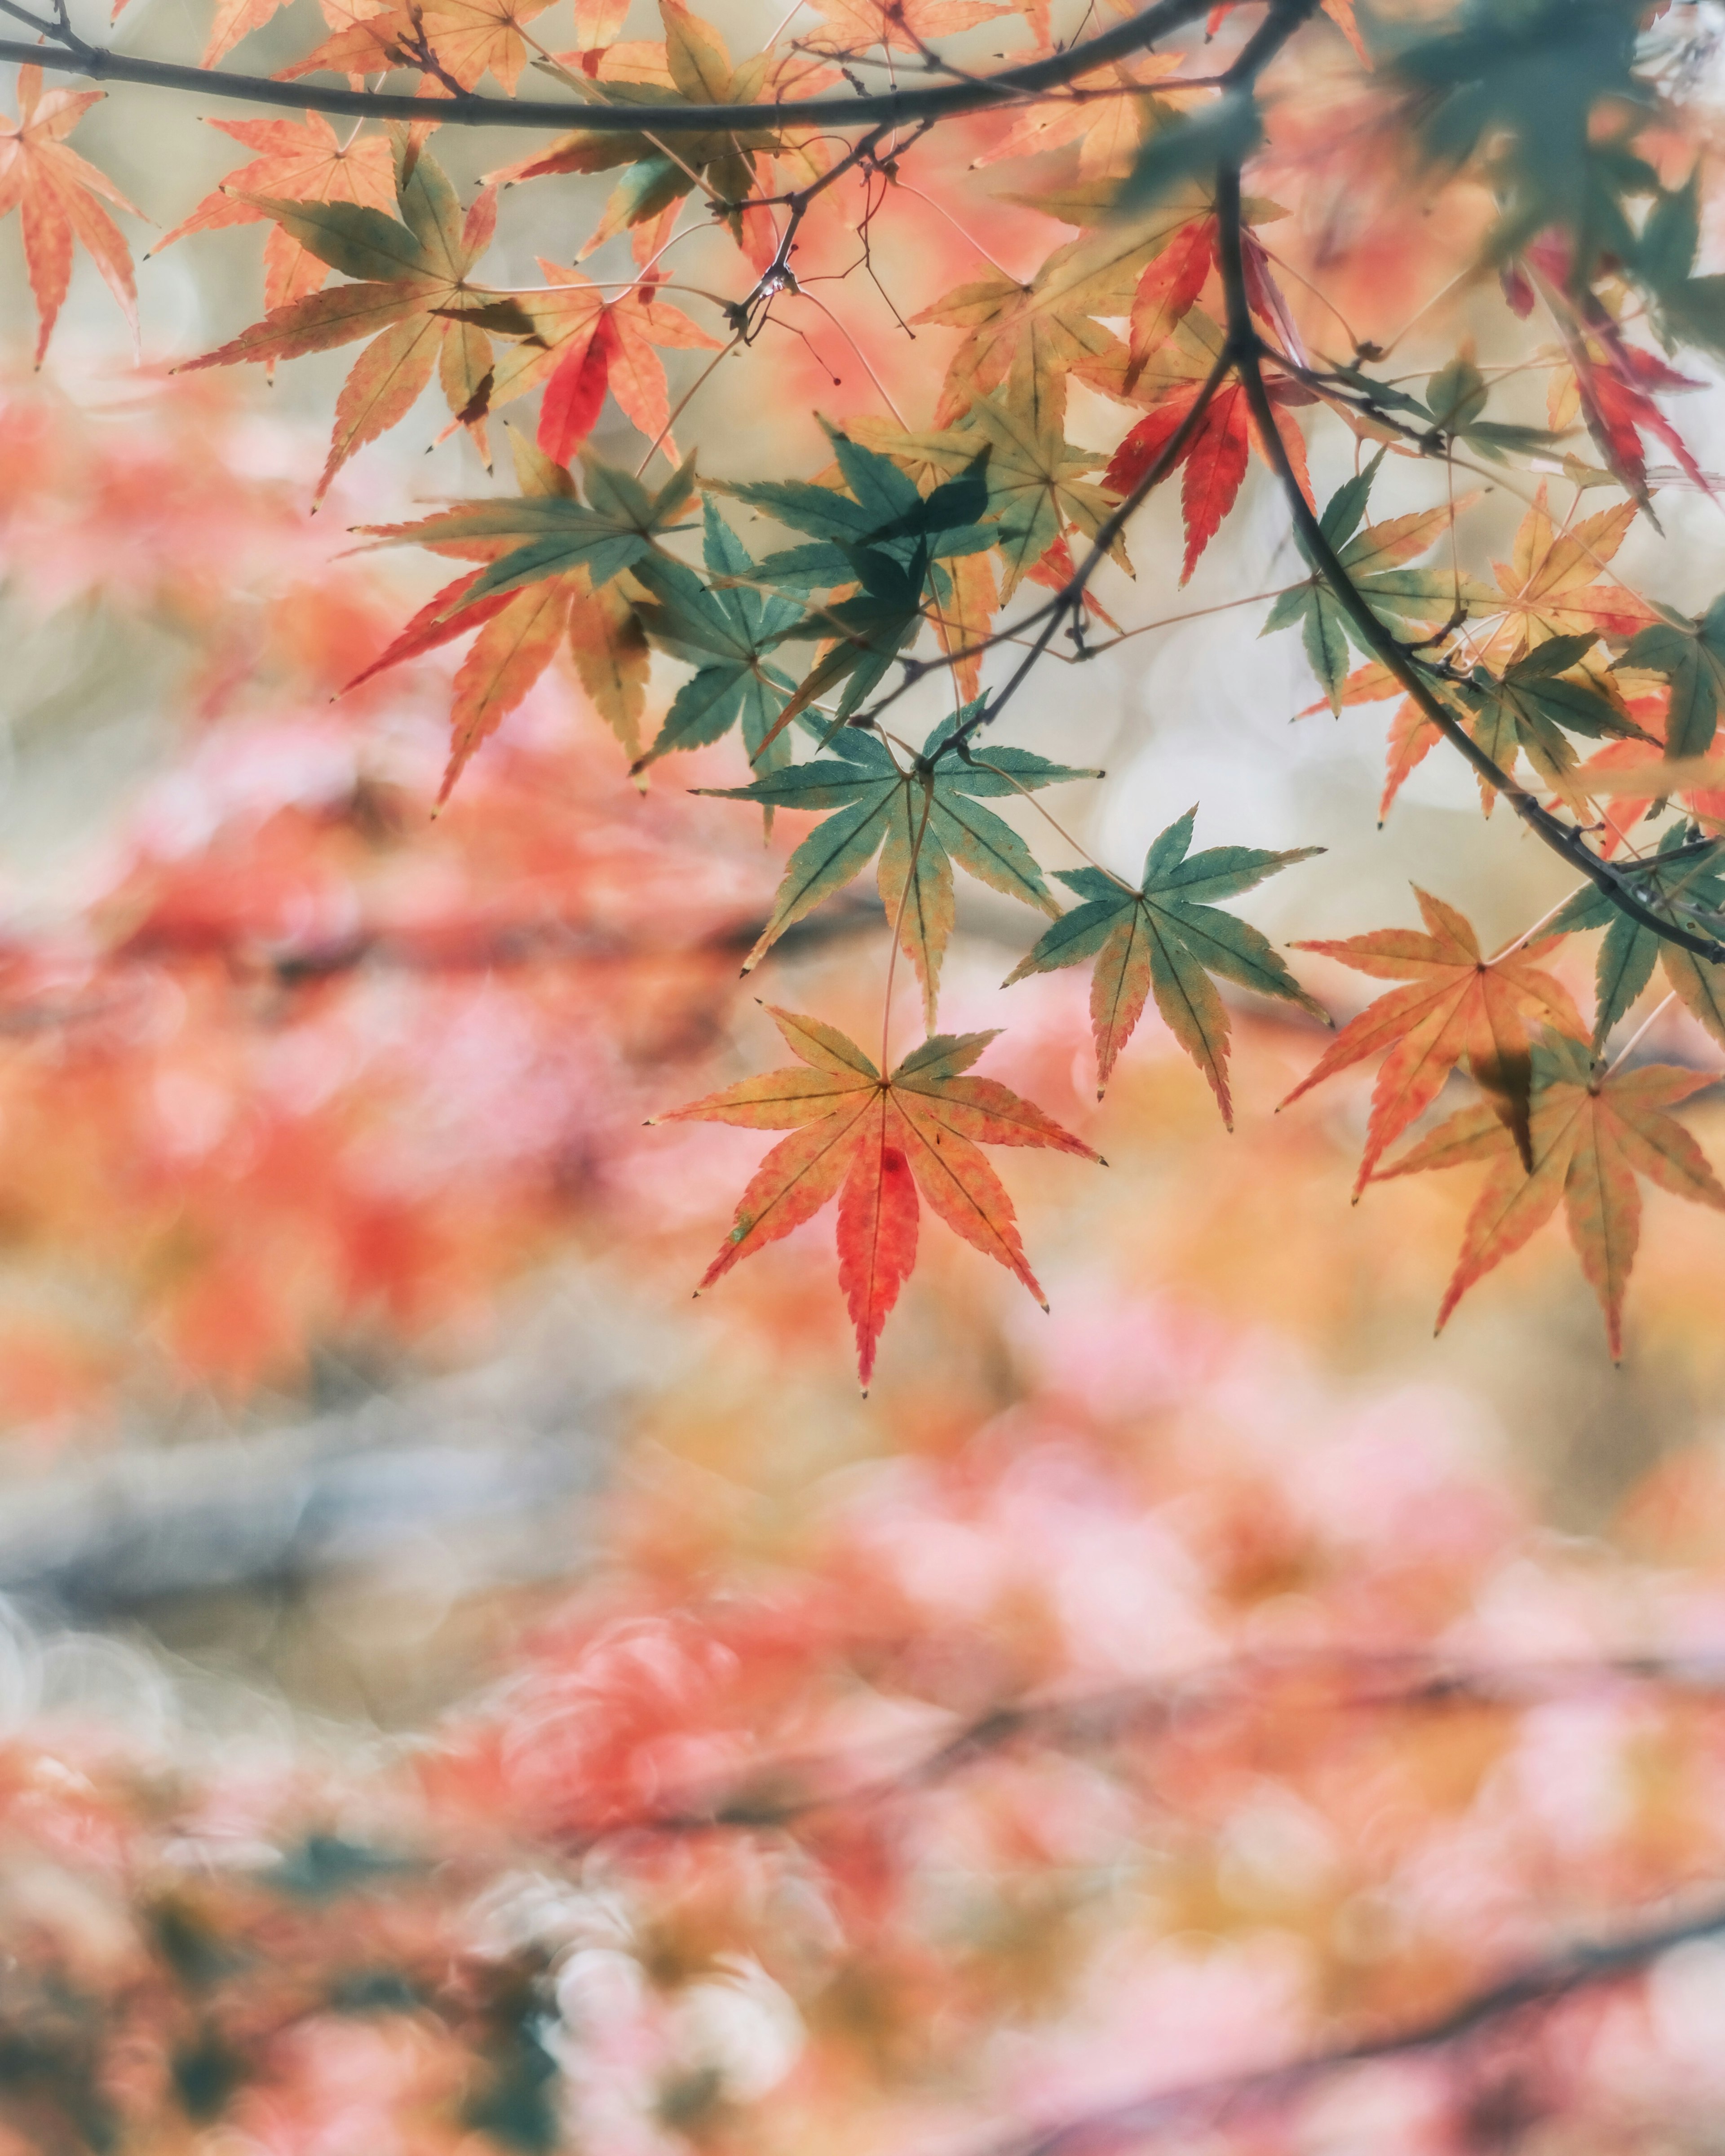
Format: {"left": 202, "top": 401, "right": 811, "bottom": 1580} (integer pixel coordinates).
{"left": 1546, "top": 826, "right": 1725, "bottom": 1055}
{"left": 654, "top": 1009, "right": 1099, "bottom": 1387}
{"left": 478, "top": 259, "right": 718, "bottom": 463}
{"left": 1282, "top": 889, "right": 1586, "bottom": 1198}
{"left": 344, "top": 429, "right": 652, "bottom": 794}
{"left": 1003, "top": 808, "right": 1322, "bottom": 1117}
{"left": 863, "top": 356, "right": 1125, "bottom": 600}
{"left": 1124, "top": 214, "right": 1213, "bottom": 393}
{"left": 1375, "top": 1030, "right": 1725, "bottom": 1358}
{"left": 700, "top": 713, "right": 1098, "bottom": 1026}
{"left": 971, "top": 55, "right": 1187, "bottom": 181}
{"left": 711, "top": 425, "right": 996, "bottom": 744}
{"left": 481, "top": 1, "right": 812, "bottom": 257}
{"left": 1266, "top": 457, "right": 1484, "bottom": 711}
{"left": 628, "top": 502, "right": 803, "bottom": 777}
{"left": 282, "top": 0, "right": 559, "bottom": 95}
{"left": 1568, "top": 336, "right": 1712, "bottom": 515}
{"left": 150, "top": 115, "right": 396, "bottom": 314}
{"left": 1622, "top": 596, "right": 1725, "bottom": 762}
{"left": 802, "top": 0, "right": 1005, "bottom": 58}
{"left": 177, "top": 138, "right": 502, "bottom": 499}
{"left": 1456, "top": 631, "right": 1651, "bottom": 807}
{"left": 0, "top": 65, "right": 142, "bottom": 363}
{"left": 356, "top": 447, "right": 698, "bottom": 613}
{"left": 910, "top": 196, "right": 1215, "bottom": 424}
{"left": 1104, "top": 319, "right": 1310, "bottom": 582}
{"left": 1468, "top": 482, "right": 1655, "bottom": 671}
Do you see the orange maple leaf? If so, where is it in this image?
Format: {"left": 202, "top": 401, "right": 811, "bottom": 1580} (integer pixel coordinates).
{"left": 151, "top": 115, "right": 396, "bottom": 313}
{"left": 0, "top": 65, "right": 142, "bottom": 362}
{"left": 281, "top": 0, "right": 560, "bottom": 93}
{"left": 1281, "top": 889, "right": 1585, "bottom": 1198}
{"left": 1376, "top": 1032, "right": 1725, "bottom": 1358}
{"left": 656, "top": 1010, "right": 1099, "bottom": 1388}
{"left": 803, "top": 0, "right": 1008, "bottom": 59}
{"left": 1470, "top": 482, "right": 1656, "bottom": 670}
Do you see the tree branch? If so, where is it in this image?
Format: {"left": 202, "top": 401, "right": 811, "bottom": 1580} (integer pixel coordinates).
{"left": 988, "top": 1892, "right": 1725, "bottom": 2156}
{"left": 0, "top": 0, "right": 1210, "bottom": 131}
{"left": 557, "top": 1647, "right": 1725, "bottom": 1848}
{"left": 1212, "top": 163, "right": 1725, "bottom": 968}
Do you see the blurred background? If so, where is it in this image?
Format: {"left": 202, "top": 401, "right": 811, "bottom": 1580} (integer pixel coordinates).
{"left": 6, "top": 1, "right": 1725, "bottom": 2147}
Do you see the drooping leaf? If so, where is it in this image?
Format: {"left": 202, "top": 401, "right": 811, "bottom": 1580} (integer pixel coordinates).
{"left": 1004, "top": 807, "right": 1322, "bottom": 1118}
{"left": 1282, "top": 889, "right": 1586, "bottom": 1196}
{"left": 1376, "top": 1030, "right": 1725, "bottom": 1358}
{"left": 178, "top": 143, "right": 502, "bottom": 497}
{"left": 0, "top": 65, "right": 141, "bottom": 362}
{"left": 699, "top": 711, "right": 1099, "bottom": 1025}
{"left": 1623, "top": 596, "right": 1725, "bottom": 762}
{"left": 1548, "top": 826, "right": 1725, "bottom": 1052}
{"left": 654, "top": 1007, "right": 1099, "bottom": 1387}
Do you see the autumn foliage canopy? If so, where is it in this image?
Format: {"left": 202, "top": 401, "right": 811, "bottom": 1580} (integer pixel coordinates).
{"left": 9, "top": 0, "right": 1725, "bottom": 2143}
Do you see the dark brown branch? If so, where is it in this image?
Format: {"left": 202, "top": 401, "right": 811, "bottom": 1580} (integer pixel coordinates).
{"left": 988, "top": 1891, "right": 1725, "bottom": 2156}
{"left": 0, "top": 0, "right": 1210, "bottom": 132}
{"left": 1212, "top": 164, "right": 1725, "bottom": 967}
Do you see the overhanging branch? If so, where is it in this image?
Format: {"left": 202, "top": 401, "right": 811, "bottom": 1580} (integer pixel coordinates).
{"left": 0, "top": 0, "right": 1209, "bottom": 131}
{"left": 1212, "top": 163, "right": 1725, "bottom": 968}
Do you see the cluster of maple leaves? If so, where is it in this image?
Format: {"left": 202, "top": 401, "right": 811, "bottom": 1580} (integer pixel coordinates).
{"left": 7, "top": 0, "right": 1725, "bottom": 1380}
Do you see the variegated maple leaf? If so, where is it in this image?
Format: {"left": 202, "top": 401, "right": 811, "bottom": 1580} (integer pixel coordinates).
{"left": 911, "top": 194, "right": 1217, "bottom": 425}
{"left": 344, "top": 430, "right": 650, "bottom": 796}
{"left": 1376, "top": 1030, "right": 1725, "bottom": 1358}
{"left": 0, "top": 65, "right": 141, "bottom": 362}
{"left": 178, "top": 139, "right": 501, "bottom": 499}
{"left": 655, "top": 1009, "right": 1099, "bottom": 1387}
{"left": 1005, "top": 808, "right": 1323, "bottom": 1117}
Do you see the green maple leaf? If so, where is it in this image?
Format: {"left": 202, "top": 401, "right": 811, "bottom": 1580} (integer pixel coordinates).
{"left": 1623, "top": 596, "right": 1725, "bottom": 760}
{"left": 1263, "top": 454, "right": 1491, "bottom": 709}
{"left": 356, "top": 451, "right": 698, "bottom": 609}
{"left": 1387, "top": 0, "right": 1657, "bottom": 276}
{"left": 708, "top": 424, "right": 996, "bottom": 747}
{"left": 629, "top": 502, "right": 803, "bottom": 774}
{"left": 1548, "top": 825, "right": 1725, "bottom": 1049}
{"left": 863, "top": 355, "right": 1124, "bottom": 601}
{"left": 1458, "top": 632, "right": 1651, "bottom": 798}
{"left": 699, "top": 711, "right": 1098, "bottom": 1025}
{"left": 712, "top": 419, "right": 995, "bottom": 589}
{"left": 1003, "top": 807, "right": 1323, "bottom": 1120}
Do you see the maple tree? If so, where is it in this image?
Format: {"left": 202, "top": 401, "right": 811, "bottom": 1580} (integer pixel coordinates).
{"left": 3, "top": 0, "right": 1725, "bottom": 1367}
{"left": 14, "top": 0, "right": 1725, "bottom": 2134}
